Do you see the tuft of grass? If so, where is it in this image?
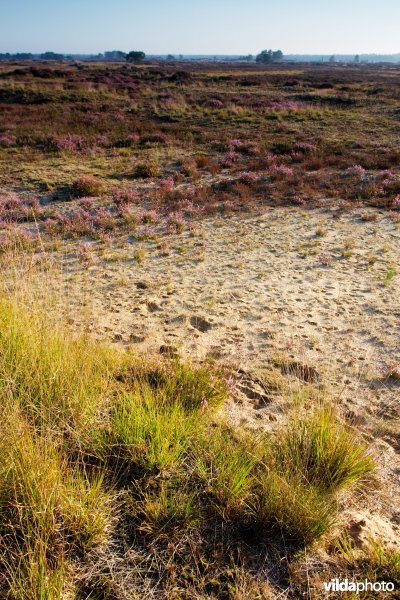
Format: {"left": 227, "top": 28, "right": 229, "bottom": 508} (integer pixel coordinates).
{"left": 0, "top": 405, "right": 113, "bottom": 598}
{"left": 251, "top": 406, "right": 375, "bottom": 543}
{"left": 256, "top": 471, "right": 335, "bottom": 543}
{"left": 104, "top": 360, "right": 228, "bottom": 472}
{"left": 135, "top": 479, "right": 200, "bottom": 539}
{"left": 107, "top": 388, "right": 201, "bottom": 471}
{"left": 134, "top": 162, "right": 160, "bottom": 178}
{"left": 335, "top": 536, "right": 400, "bottom": 585}
{"left": 0, "top": 295, "right": 117, "bottom": 434}
{"left": 272, "top": 406, "right": 375, "bottom": 493}
{"left": 383, "top": 266, "right": 397, "bottom": 286}
{"left": 315, "top": 227, "right": 327, "bottom": 237}
{"left": 194, "top": 427, "right": 258, "bottom": 518}
{"left": 133, "top": 247, "right": 146, "bottom": 263}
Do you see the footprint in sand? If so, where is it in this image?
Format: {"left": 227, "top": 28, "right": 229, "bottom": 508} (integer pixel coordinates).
{"left": 190, "top": 316, "right": 213, "bottom": 332}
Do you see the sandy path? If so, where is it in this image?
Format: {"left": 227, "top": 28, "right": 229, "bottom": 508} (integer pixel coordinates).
{"left": 64, "top": 207, "right": 398, "bottom": 406}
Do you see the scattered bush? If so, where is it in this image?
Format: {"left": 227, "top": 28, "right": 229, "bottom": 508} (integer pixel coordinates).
{"left": 71, "top": 175, "right": 105, "bottom": 198}
{"left": 134, "top": 162, "right": 160, "bottom": 178}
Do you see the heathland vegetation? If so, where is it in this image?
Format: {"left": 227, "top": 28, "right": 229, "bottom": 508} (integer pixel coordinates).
{"left": 0, "top": 60, "right": 399, "bottom": 597}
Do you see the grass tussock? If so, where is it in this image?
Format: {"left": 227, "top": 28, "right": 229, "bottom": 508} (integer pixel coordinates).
{"left": 0, "top": 290, "right": 376, "bottom": 597}
{"left": 0, "top": 295, "right": 117, "bottom": 434}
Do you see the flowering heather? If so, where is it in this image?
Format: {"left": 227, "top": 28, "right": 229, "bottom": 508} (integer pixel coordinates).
{"left": 138, "top": 210, "right": 159, "bottom": 224}
{"left": 228, "top": 139, "right": 242, "bottom": 150}
{"left": 181, "top": 199, "right": 202, "bottom": 215}
{"left": 76, "top": 241, "right": 97, "bottom": 266}
{"left": 238, "top": 171, "right": 258, "bottom": 185}
{"left": 292, "top": 195, "right": 306, "bottom": 206}
{"left": 220, "top": 151, "right": 238, "bottom": 168}
{"left": 95, "top": 134, "right": 109, "bottom": 147}
{"left": 264, "top": 152, "right": 278, "bottom": 163}
{"left": 0, "top": 194, "right": 42, "bottom": 223}
{"left": 319, "top": 251, "right": 333, "bottom": 266}
{"left": 269, "top": 164, "right": 294, "bottom": 176}
{"left": 0, "top": 193, "right": 23, "bottom": 212}
{"left": 113, "top": 189, "right": 139, "bottom": 207}
{"left": 159, "top": 177, "right": 175, "bottom": 191}
{"left": 345, "top": 165, "right": 366, "bottom": 179}
{"left": 206, "top": 98, "right": 224, "bottom": 108}
{"left": 53, "top": 134, "right": 86, "bottom": 154}
{"left": 166, "top": 212, "right": 185, "bottom": 234}
{"left": 228, "top": 139, "right": 260, "bottom": 155}
{"left": 0, "top": 134, "right": 16, "bottom": 147}
{"left": 377, "top": 169, "right": 395, "bottom": 181}
{"left": 78, "top": 197, "right": 94, "bottom": 211}
{"left": 393, "top": 196, "right": 400, "bottom": 209}
{"left": 140, "top": 133, "right": 169, "bottom": 146}
{"left": 114, "top": 110, "right": 126, "bottom": 122}
{"left": 137, "top": 224, "right": 156, "bottom": 239}
{"left": 43, "top": 206, "right": 116, "bottom": 238}
{"left": 93, "top": 208, "right": 116, "bottom": 231}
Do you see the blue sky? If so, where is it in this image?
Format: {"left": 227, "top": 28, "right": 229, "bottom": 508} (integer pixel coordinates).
{"left": 1, "top": 0, "right": 399, "bottom": 55}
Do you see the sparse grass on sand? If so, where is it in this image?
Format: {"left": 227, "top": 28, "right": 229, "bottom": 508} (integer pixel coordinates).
{"left": 0, "top": 275, "right": 378, "bottom": 598}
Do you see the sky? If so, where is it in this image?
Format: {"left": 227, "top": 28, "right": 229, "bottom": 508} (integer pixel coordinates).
{"left": 0, "top": 0, "right": 399, "bottom": 56}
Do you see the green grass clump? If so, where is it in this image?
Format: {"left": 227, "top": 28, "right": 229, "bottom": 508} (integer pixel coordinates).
{"left": 194, "top": 427, "right": 257, "bottom": 518}
{"left": 335, "top": 536, "right": 400, "bottom": 584}
{"left": 0, "top": 296, "right": 116, "bottom": 434}
{"left": 272, "top": 407, "right": 375, "bottom": 492}
{"left": 0, "top": 405, "right": 112, "bottom": 599}
{"left": 108, "top": 388, "right": 201, "bottom": 471}
{"left": 103, "top": 359, "right": 228, "bottom": 471}
{"left": 251, "top": 407, "right": 374, "bottom": 543}
{"left": 135, "top": 479, "right": 200, "bottom": 539}
{"left": 256, "top": 471, "right": 335, "bottom": 543}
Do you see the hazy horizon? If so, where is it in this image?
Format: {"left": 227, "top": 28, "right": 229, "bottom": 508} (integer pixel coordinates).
{"left": 1, "top": 0, "right": 399, "bottom": 56}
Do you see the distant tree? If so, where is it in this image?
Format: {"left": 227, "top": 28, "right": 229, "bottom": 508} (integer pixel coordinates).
{"left": 354, "top": 54, "right": 360, "bottom": 63}
{"left": 40, "top": 52, "right": 64, "bottom": 61}
{"left": 167, "top": 54, "right": 175, "bottom": 60}
{"left": 329, "top": 55, "right": 335, "bottom": 63}
{"left": 256, "top": 49, "right": 283, "bottom": 64}
{"left": 104, "top": 50, "right": 126, "bottom": 61}
{"left": 256, "top": 49, "right": 272, "bottom": 63}
{"left": 14, "top": 53, "right": 33, "bottom": 60}
{"left": 126, "top": 50, "right": 146, "bottom": 63}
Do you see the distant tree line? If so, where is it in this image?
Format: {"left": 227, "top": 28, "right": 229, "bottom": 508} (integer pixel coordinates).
{"left": 0, "top": 50, "right": 146, "bottom": 62}
{"left": 0, "top": 51, "right": 63, "bottom": 61}
{"left": 255, "top": 49, "right": 284, "bottom": 64}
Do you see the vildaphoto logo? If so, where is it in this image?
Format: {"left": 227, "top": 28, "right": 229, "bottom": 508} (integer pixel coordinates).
{"left": 323, "top": 578, "right": 395, "bottom": 594}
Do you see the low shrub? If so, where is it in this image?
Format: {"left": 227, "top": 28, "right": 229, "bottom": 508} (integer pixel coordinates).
{"left": 71, "top": 175, "right": 105, "bottom": 198}
{"left": 134, "top": 162, "right": 160, "bottom": 178}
